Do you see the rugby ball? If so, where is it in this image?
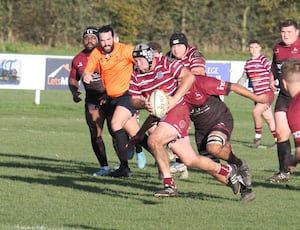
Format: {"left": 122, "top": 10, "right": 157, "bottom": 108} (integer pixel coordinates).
{"left": 149, "top": 89, "right": 169, "bottom": 118}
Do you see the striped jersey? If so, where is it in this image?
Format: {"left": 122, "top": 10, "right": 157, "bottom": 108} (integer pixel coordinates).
{"left": 167, "top": 46, "right": 206, "bottom": 73}
{"left": 243, "top": 54, "right": 272, "bottom": 95}
{"left": 129, "top": 56, "right": 184, "bottom": 97}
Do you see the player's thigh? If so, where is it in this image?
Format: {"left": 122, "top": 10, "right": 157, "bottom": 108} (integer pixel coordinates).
{"left": 123, "top": 115, "right": 140, "bottom": 137}
{"left": 148, "top": 122, "right": 178, "bottom": 146}
{"left": 111, "top": 105, "right": 132, "bottom": 130}
{"left": 86, "top": 105, "right": 105, "bottom": 126}
{"left": 253, "top": 103, "right": 267, "bottom": 116}
{"left": 262, "top": 106, "right": 274, "bottom": 121}
{"left": 170, "top": 137, "right": 198, "bottom": 164}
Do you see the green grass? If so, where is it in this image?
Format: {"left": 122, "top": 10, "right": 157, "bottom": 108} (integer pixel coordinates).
{"left": 1, "top": 90, "right": 300, "bottom": 230}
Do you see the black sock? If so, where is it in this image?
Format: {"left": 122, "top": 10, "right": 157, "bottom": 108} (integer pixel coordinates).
{"left": 277, "top": 140, "right": 291, "bottom": 173}
{"left": 227, "top": 152, "right": 242, "bottom": 167}
{"left": 240, "top": 184, "right": 251, "bottom": 194}
{"left": 176, "top": 158, "right": 183, "bottom": 163}
{"left": 135, "top": 144, "right": 143, "bottom": 153}
{"left": 113, "top": 129, "right": 129, "bottom": 168}
{"left": 91, "top": 136, "right": 108, "bottom": 167}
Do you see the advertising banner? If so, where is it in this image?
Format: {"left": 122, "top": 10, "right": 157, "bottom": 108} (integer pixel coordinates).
{"left": 206, "top": 62, "right": 231, "bottom": 82}
{"left": 0, "top": 54, "right": 45, "bottom": 90}
{"left": 45, "top": 58, "right": 72, "bottom": 90}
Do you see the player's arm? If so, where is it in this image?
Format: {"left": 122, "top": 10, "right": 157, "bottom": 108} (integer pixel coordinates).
{"left": 269, "top": 71, "right": 277, "bottom": 92}
{"left": 191, "top": 66, "right": 205, "bottom": 75}
{"left": 131, "top": 95, "right": 147, "bottom": 110}
{"left": 230, "top": 82, "right": 268, "bottom": 104}
{"left": 68, "top": 61, "right": 82, "bottom": 103}
{"left": 69, "top": 77, "right": 82, "bottom": 103}
{"left": 169, "top": 68, "right": 195, "bottom": 110}
{"left": 237, "top": 72, "right": 248, "bottom": 86}
{"left": 82, "top": 50, "right": 98, "bottom": 84}
{"left": 270, "top": 57, "right": 278, "bottom": 92}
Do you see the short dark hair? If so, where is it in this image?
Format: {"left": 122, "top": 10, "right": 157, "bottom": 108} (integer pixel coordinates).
{"left": 282, "top": 59, "right": 300, "bottom": 82}
{"left": 280, "top": 19, "right": 298, "bottom": 29}
{"left": 98, "top": 25, "right": 114, "bottom": 37}
{"left": 147, "top": 41, "right": 162, "bottom": 53}
{"left": 248, "top": 39, "right": 260, "bottom": 46}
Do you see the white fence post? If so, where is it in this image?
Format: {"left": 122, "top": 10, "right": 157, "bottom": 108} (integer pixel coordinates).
{"left": 34, "top": 89, "right": 40, "bottom": 105}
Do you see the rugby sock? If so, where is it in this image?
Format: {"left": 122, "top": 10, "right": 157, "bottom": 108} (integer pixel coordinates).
{"left": 139, "top": 134, "right": 153, "bottom": 156}
{"left": 93, "top": 136, "right": 108, "bottom": 167}
{"left": 175, "top": 157, "right": 183, "bottom": 163}
{"left": 271, "top": 130, "right": 277, "bottom": 140}
{"left": 164, "top": 177, "right": 176, "bottom": 188}
{"left": 255, "top": 127, "right": 262, "bottom": 139}
{"left": 277, "top": 140, "right": 291, "bottom": 173}
{"left": 113, "top": 129, "right": 129, "bottom": 168}
{"left": 228, "top": 153, "right": 243, "bottom": 168}
{"left": 135, "top": 144, "right": 143, "bottom": 153}
{"left": 217, "top": 164, "right": 230, "bottom": 176}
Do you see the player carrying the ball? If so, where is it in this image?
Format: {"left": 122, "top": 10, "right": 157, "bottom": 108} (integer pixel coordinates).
{"left": 129, "top": 43, "right": 267, "bottom": 201}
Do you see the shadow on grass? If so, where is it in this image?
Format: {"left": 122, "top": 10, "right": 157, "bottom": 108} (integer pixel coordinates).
{"left": 0, "top": 152, "right": 230, "bottom": 203}
{"left": 64, "top": 225, "right": 117, "bottom": 230}
{"left": 251, "top": 168, "right": 300, "bottom": 191}
{"left": 231, "top": 138, "right": 276, "bottom": 149}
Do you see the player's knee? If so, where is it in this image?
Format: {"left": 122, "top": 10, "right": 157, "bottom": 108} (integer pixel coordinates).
{"left": 147, "top": 134, "right": 160, "bottom": 150}
{"left": 206, "top": 134, "right": 225, "bottom": 156}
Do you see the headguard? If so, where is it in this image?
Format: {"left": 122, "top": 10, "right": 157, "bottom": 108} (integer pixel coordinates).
{"left": 132, "top": 43, "right": 154, "bottom": 69}
{"left": 82, "top": 26, "right": 98, "bottom": 41}
{"left": 169, "top": 32, "right": 188, "bottom": 48}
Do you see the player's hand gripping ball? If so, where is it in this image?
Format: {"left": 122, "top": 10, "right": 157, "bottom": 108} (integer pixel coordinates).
{"left": 149, "top": 89, "right": 169, "bottom": 118}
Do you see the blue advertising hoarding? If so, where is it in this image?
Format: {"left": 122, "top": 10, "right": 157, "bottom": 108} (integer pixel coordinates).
{"left": 206, "top": 62, "right": 231, "bottom": 81}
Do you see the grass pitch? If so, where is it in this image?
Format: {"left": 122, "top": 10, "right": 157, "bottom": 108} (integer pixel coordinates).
{"left": 0, "top": 89, "right": 300, "bottom": 230}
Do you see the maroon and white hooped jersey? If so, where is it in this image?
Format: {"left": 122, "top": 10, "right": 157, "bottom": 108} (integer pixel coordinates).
{"left": 184, "top": 75, "right": 230, "bottom": 107}
{"left": 244, "top": 54, "right": 272, "bottom": 95}
{"left": 174, "top": 46, "right": 206, "bottom": 72}
{"left": 287, "top": 91, "right": 300, "bottom": 147}
{"left": 129, "top": 56, "right": 184, "bottom": 97}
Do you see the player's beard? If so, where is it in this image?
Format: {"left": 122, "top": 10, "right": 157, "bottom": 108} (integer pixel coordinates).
{"left": 102, "top": 44, "right": 114, "bottom": 54}
{"left": 85, "top": 43, "right": 97, "bottom": 51}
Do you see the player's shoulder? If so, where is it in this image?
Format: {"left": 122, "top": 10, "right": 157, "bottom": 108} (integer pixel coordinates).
{"left": 72, "top": 50, "right": 88, "bottom": 61}
{"left": 188, "top": 46, "right": 205, "bottom": 59}
{"left": 274, "top": 41, "right": 286, "bottom": 50}
{"left": 117, "top": 42, "right": 134, "bottom": 50}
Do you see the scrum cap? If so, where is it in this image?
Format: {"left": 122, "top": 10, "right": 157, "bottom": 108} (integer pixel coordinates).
{"left": 82, "top": 26, "right": 98, "bottom": 41}
{"left": 133, "top": 43, "right": 154, "bottom": 68}
{"left": 169, "top": 32, "right": 188, "bottom": 47}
